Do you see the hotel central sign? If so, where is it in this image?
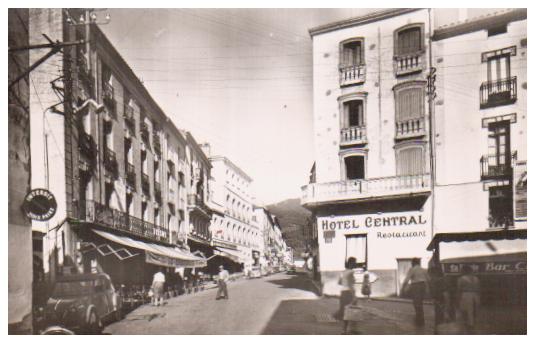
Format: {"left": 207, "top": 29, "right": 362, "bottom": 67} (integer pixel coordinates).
{"left": 320, "top": 213, "right": 427, "bottom": 231}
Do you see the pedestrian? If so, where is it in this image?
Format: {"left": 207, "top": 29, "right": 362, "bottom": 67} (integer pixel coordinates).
{"left": 151, "top": 268, "right": 166, "bottom": 306}
{"left": 428, "top": 263, "right": 446, "bottom": 328}
{"left": 216, "top": 265, "right": 229, "bottom": 300}
{"left": 361, "top": 269, "right": 371, "bottom": 299}
{"left": 401, "top": 258, "right": 430, "bottom": 327}
{"left": 457, "top": 265, "right": 480, "bottom": 334}
{"left": 337, "top": 257, "right": 357, "bottom": 334}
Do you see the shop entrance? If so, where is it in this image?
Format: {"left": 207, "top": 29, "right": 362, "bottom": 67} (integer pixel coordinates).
{"left": 396, "top": 258, "right": 414, "bottom": 296}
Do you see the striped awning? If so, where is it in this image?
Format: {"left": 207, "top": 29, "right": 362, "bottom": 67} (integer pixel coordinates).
{"left": 92, "top": 229, "right": 206, "bottom": 268}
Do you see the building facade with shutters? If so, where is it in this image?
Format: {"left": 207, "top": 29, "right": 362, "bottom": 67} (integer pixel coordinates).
{"left": 303, "top": 8, "right": 527, "bottom": 298}
{"left": 28, "top": 9, "right": 208, "bottom": 290}
{"left": 304, "top": 9, "right": 434, "bottom": 297}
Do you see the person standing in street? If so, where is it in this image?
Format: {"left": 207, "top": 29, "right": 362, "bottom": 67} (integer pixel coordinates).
{"left": 338, "top": 257, "right": 357, "bottom": 334}
{"left": 216, "top": 265, "right": 229, "bottom": 300}
{"left": 457, "top": 265, "right": 480, "bottom": 334}
{"left": 428, "top": 263, "right": 446, "bottom": 329}
{"left": 152, "top": 268, "right": 166, "bottom": 306}
{"left": 401, "top": 258, "right": 430, "bottom": 327}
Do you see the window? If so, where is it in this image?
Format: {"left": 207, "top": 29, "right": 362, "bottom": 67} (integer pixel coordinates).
{"left": 395, "top": 25, "right": 424, "bottom": 56}
{"left": 487, "top": 121, "right": 511, "bottom": 174}
{"left": 142, "top": 201, "right": 148, "bottom": 222}
{"left": 341, "top": 39, "right": 364, "bottom": 66}
{"left": 487, "top": 54, "right": 511, "bottom": 82}
{"left": 489, "top": 186, "right": 513, "bottom": 228}
{"left": 104, "top": 182, "right": 113, "bottom": 207}
{"left": 154, "top": 208, "right": 160, "bottom": 226}
{"left": 345, "top": 155, "right": 365, "bottom": 180}
{"left": 396, "top": 145, "right": 425, "bottom": 176}
{"left": 345, "top": 234, "right": 367, "bottom": 268}
{"left": 395, "top": 84, "right": 426, "bottom": 121}
{"left": 343, "top": 100, "right": 364, "bottom": 127}
{"left": 126, "top": 193, "right": 133, "bottom": 215}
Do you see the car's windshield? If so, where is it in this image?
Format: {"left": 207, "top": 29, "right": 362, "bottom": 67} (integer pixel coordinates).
{"left": 52, "top": 280, "right": 95, "bottom": 297}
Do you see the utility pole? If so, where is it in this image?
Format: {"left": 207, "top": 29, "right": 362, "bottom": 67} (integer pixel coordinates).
{"left": 427, "top": 8, "right": 437, "bottom": 239}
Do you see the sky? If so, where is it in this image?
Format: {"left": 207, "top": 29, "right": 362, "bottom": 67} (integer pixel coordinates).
{"left": 99, "top": 8, "right": 501, "bottom": 205}
{"left": 100, "top": 8, "right": 381, "bottom": 205}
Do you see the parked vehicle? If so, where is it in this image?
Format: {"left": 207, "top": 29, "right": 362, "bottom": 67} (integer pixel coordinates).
{"left": 44, "top": 273, "right": 122, "bottom": 334}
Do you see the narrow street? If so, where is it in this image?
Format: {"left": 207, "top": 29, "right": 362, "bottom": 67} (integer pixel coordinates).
{"left": 104, "top": 273, "right": 436, "bottom": 335}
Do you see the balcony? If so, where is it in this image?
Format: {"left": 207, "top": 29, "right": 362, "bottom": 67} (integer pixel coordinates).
{"left": 394, "top": 52, "right": 425, "bottom": 76}
{"left": 480, "top": 152, "right": 516, "bottom": 180}
{"left": 339, "top": 64, "right": 366, "bottom": 86}
{"left": 395, "top": 117, "right": 426, "bottom": 139}
{"left": 103, "top": 148, "right": 119, "bottom": 179}
{"left": 340, "top": 126, "right": 366, "bottom": 145}
{"left": 123, "top": 105, "right": 136, "bottom": 137}
{"left": 142, "top": 172, "right": 150, "bottom": 196}
{"left": 78, "top": 131, "right": 97, "bottom": 161}
{"left": 73, "top": 200, "right": 169, "bottom": 243}
{"left": 154, "top": 181, "right": 162, "bottom": 204}
{"left": 480, "top": 77, "right": 517, "bottom": 109}
{"left": 125, "top": 162, "right": 136, "bottom": 189}
{"left": 102, "top": 83, "right": 116, "bottom": 118}
{"left": 188, "top": 193, "right": 212, "bottom": 217}
{"left": 77, "top": 54, "right": 94, "bottom": 95}
{"left": 301, "top": 174, "right": 431, "bottom": 207}
{"left": 141, "top": 122, "right": 150, "bottom": 147}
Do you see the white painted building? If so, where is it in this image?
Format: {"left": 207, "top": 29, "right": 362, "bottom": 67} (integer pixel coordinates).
{"left": 303, "top": 8, "right": 527, "bottom": 298}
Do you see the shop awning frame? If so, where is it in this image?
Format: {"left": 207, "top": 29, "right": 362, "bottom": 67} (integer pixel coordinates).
{"left": 427, "top": 229, "right": 527, "bottom": 251}
{"left": 213, "top": 246, "right": 242, "bottom": 263}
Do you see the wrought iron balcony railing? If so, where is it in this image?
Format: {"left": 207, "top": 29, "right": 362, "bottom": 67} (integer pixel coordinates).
{"left": 394, "top": 52, "right": 425, "bottom": 76}
{"left": 480, "top": 77, "right": 517, "bottom": 109}
{"left": 339, "top": 64, "right": 366, "bottom": 86}
{"left": 301, "top": 174, "right": 431, "bottom": 206}
{"left": 340, "top": 126, "right": 366, "bottom": 145}
{"left": 480, "top": 151, "right": 516, "bottom": 180}
{"left": 73, "top": 200, "right": 169, "bottom": 243}
{"left": 103, "top": 148, "right": 119, "bottom": 179}
{"left": 78, "top": 131, "right": 97, "bottom": 161}
{"left": 395, "top": 117, "right": 426, "bottom": 139}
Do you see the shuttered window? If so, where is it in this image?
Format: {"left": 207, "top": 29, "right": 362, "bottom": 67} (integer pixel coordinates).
{"left": 343, "top": 100, "right": 364, "bottom": 127}
{"left": 396, "top": 146, "right": 425, "bottom": 176}
{"left": 396, "top": 27, "right": 422, "bottom": 55}
{"left": 396, "top": 87, "right": 425, "bottom": 121}
{"left": 342, "top": 40, "right": 364, "bottom": 66}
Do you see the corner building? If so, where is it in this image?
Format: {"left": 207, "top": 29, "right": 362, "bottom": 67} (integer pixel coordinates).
{"left": 304, "top": 9, "right": 435, "bottom": 296}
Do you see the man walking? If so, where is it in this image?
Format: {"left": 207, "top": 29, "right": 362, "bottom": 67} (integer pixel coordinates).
{"left": 401, "top": 258, "right": 430, "bottom": 327}
{"left": 216, "top": 265, "right": 229, "bottom": 300}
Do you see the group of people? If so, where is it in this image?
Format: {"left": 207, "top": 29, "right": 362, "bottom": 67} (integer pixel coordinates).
{"left": 150, "top": 265, "right": 231, "bottom": 306}
{"left": 338, "top": 257, "right": 481, "bottom": 334}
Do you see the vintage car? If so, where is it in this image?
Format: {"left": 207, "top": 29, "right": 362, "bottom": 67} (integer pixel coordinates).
{"left": 44, "top": 273, "right": 122, "bottom": 334}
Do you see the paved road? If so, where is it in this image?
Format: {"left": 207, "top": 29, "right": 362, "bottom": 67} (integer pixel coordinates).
{"left": 104, "top": 273, "right": 319, "bottom": 335}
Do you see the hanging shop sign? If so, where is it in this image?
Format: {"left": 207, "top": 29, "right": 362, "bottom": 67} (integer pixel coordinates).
{"left": 22, "top": 188, "right": 57, "bottom": 221}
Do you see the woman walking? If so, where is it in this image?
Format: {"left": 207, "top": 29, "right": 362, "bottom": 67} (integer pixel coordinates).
{"left": 338, "top": 257, "right": 358, "bottom": 334}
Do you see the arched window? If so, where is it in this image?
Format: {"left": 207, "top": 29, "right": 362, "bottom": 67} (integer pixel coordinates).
{"left": 395, "top": 143, "right": 426, "bottom": 176}
{"left": 394, "top": 24, "right": 425, "bottom": 57}
{"left": 339, "top": 148, "right": 367, "bottom": 181}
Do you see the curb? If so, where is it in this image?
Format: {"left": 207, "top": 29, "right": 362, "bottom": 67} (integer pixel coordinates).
{"left": 370, "top": 297, "right": 433, "bottom": 305}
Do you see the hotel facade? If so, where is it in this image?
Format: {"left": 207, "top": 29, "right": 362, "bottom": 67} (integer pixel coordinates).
{"left": 303, "top": 8, "right": 527, "bottom": 298}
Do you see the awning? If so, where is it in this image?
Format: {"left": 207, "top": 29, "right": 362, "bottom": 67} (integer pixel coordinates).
{"left": 427, "top": 229, "right": 527, "bottom": 275}
{"left": 213, "top": 246, "right": 242, "bottom": 263}
{"left": 92, "top": 229, "right": 206, "bottom": 268}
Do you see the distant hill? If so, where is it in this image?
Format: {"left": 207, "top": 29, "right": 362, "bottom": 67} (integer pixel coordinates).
{"left": 267, "top": 198, "right": 312, "bottom": 257}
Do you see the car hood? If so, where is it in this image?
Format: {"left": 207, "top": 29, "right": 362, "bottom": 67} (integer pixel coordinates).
{"left": 46, "top": 297, "right": 87, "bottom": 314}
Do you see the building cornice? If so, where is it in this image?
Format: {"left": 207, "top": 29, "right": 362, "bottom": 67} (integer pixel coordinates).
{"left": 308, "top": 8, "right": 422, "bottom": 37}
{"left": 210, "top": 155, "right": 253, "bottom": 183}
{"left": 432, "top": 8, "right": 527, "bottom": 41}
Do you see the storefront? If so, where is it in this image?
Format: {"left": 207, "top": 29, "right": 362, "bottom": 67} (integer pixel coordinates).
{"left": 427, "top": 229, "right": 527, "bottom": 306}
{"left": 315, "top": 198, "right": 432, "bottom": 297}
{"left": 210, "top": 242, "right": 243, "bottom": 274}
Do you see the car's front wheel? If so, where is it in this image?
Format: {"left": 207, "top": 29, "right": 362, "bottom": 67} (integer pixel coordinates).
{"left": 86, "top": 309, "right": 102, "bottom": 334}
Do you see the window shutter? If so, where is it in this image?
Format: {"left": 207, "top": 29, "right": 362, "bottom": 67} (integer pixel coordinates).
{"left": 397, "top": 87, "right": 424, "bottom": 121}
{"left": 397, "top": 147, "right": 424, "bottom": 176}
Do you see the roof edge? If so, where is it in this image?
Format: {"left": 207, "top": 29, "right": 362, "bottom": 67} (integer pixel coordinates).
{"left": 308, "top": 8, "right": 422, "bottom": 37}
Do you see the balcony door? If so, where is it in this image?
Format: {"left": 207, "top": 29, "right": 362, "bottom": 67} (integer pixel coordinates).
{"left": 345, "top": 155, "right": 365, "bottom": 180}
{"left": 488, "top": 121, "right": 511, "bottom": 175}
{"left": 341, "top": 40, "right": 364, "bottom": 67}
{"left": 343, "top": 100, "right": 364, "bottom": 128}
{"left": 487, "top": 54, "right": 511, "bottom": 82}
{"left": 396, "top": 145, "right": 425, "bottom": 176}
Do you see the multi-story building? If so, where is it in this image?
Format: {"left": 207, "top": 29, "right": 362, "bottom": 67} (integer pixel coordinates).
{"left": 8, "top": 8, "right": 33, "bottom": 334}
{"left": 303, "top": 8, "right": 527, "bottom": 301}
{"left": 207, "top": 152, "right": 260, "bottom": 273}
{"left": 304, "top": 9, "right": 434, "bottom": 296}
{"left": 428, "top": 9, "right": 527, "bottom": 306}
{"left": 28, "top": 9, "right": 207, "bottom": 291}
